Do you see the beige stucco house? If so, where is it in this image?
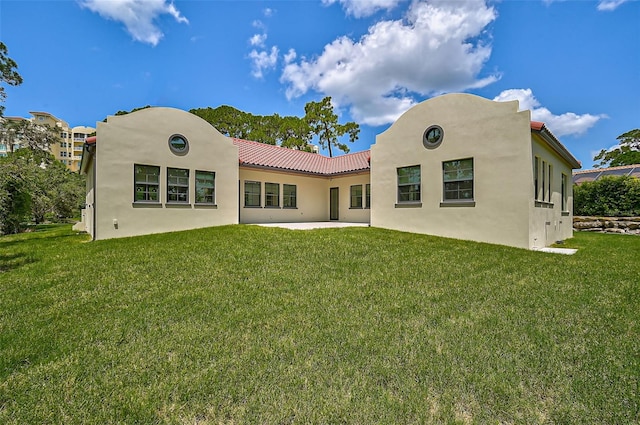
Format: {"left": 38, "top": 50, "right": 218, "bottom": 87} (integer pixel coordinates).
{"left": 79, "top": 93, "right": 580, "bottom": 249}
{"left": 371, "top": 93, "right": 581, "bottom": 249}
{"left": 79, "top": 108, "right": 239, "bottom": 240}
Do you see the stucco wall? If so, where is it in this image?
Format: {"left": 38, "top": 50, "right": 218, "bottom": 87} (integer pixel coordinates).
{"left": 329, "top": 173, "right": 371, "bottom": 223}
{"left": 84, "top": 154, "right": 95, "bottom": 237}
{"left": 239, "top": 168, "right": 370, "bottom": 223}
{"left": 529, "top": 135, "right": 575, "bottom": 247}
{"left": 93, "top": 108, "right": 238, "bottom": 240}
{"left": 239, "top": 168, "right": 328, "bottom": 223}
{"left": 370, "top": 93, "right": 533, "bottom": 249}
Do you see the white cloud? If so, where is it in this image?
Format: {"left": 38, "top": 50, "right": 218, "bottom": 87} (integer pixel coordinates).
{"left": 283, "top": 49, "right": 297, "bottom": 64}
{"left": 263, "top": 8, "right": 275, "bottom": 17}
{"left": 281, "top": 0, "right": 499, "bottom": 126}
{"left": 544, "top": 0, "right": 630, "bottom": 11}
{"left": 78, "top": 0, "right": 188, "bottom": 46}
{"left": 249, "top": 46, "right": 279, "bottom": 79}
{"left": 493, "top": 89, "right": 606, "bottom": 137}
{"left": 249, "top": 33, "right": 267, "bottom": 47}
{"left": 321, "top": 0, "right": 403, "bottom": 18}
{"left": 248, "top": 16, "right": 277, "bottom": 77}
{"left": 596, "top": 0, "right": 630, "bottom": 11}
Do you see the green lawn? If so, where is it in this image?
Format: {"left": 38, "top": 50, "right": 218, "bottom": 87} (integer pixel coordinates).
{"left": 0, "top": 224, "right": 638, "bottom": 424}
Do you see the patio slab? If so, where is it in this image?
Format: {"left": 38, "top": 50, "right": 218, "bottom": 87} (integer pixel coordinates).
{"left": 251, "top": 222, "right": 370, "bottom": 230}
{"left": 534, "top": 247, "right": 578, "bottom": 255}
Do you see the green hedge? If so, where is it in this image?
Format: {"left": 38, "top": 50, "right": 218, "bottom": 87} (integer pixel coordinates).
{"left": 574, "top": 175, "right": 640, "bottom": 217}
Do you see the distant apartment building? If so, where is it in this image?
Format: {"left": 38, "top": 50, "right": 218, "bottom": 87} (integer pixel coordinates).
{"left": 1, "top": 111, "right": 95, "bottom": 172}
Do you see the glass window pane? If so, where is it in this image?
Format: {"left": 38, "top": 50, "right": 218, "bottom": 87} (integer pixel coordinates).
{"left": 134, "top": 164, "right": 160, "bottom": 203}
{"left": 265, "top": 183, "right": 279, "bottom": 207}
{"left": 167, "top": 168, "right": 189, "bottom": 203}
{"left": 443, "top": 159, "right": 473, "bottom": 201}
{"left": 397, "top": 166, "right": 420, "bottom": 203}
{"left": 283, "top": 184, "right": 296, "bottom": 208}
{"left": 350, "top": 185, "right": 362, "bottom": 208}
{"left": 196, "top": 171, "right": 215, "bottom": 204}
{"left": 245, "top": 181, "right": 261, "bottom": 207}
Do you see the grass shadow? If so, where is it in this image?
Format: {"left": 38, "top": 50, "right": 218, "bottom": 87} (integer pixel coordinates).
{"left": 0, "top": 252, "right": 36, "bottom": 273}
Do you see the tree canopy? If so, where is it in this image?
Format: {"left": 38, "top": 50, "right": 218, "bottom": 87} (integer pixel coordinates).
{"left": 593, "top": 129, "right": 640, "bottom": 168}
{"left": 0, "top": 42, "right": 23, "bottom": 117}
{"left": 0, "top": 118, "right": 59, "bottom": 153}
{"left": 190, "top": 105, "right": 313, "bottom": 151}
{"left": 192, "top": 98, "right": 359, "bottom": 155}
{"left": 111, "top": 98, "right": 360, "bottom": 156}
{"left": 304, "top": 97, "right": 359, "bottom": 158}
{"left": 0, "top": 120, "right": 84, "bottom": 234}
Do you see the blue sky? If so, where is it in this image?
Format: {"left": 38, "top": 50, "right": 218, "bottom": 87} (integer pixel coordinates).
{"left": 1, "top": 0, "right": 638, "bottom": 168}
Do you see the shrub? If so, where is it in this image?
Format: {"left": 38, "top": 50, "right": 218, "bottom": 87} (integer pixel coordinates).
{"left": 574, "top": 175, "right": 640, "bottom": 216}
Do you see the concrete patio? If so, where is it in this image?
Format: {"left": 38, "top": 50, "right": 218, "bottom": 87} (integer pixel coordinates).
{"left": 252, "top": 222, "right": 370, "bottom": 230}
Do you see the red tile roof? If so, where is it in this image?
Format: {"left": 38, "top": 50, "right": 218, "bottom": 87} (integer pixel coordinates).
{"left": 233, "top": 138, "right": 370, "bottom": 175}
{"left": 530, "top": 121, "right": 544, "bottom": 131}
{"left": 530, "top": 121, "right": 581, "bottom": 169}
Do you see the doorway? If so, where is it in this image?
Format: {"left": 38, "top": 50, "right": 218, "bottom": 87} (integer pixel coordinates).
{"left": 330, "top": 187, "right": 339, "bottom": 220}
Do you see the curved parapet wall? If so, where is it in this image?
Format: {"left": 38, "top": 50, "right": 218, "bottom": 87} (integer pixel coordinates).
{"left": 371, "top": 93, "right": 535, "bottom": 248}
{"left": 90, "top": 107, "right": 239, "bottom": 240}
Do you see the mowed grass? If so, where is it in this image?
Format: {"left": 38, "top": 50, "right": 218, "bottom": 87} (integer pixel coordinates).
{"left": 0, "top": 224, "right": 638, "bottom": 424}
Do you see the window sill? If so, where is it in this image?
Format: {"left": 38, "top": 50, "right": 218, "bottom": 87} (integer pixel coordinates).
{"left": 349, "top": 206, "right": 363, "bottom": 209}
{"left": 132, "top": 201, "right": 161, "bottom": 208}
{"left": 165, "top": 202, "right": 191, "bottom": 208}
{"left": 244, "top": 206, "right": 262, "bottom": 208}
{"left": 440, "top": 201, "right": 475, "bottom": 207}
{"left": 283, "top": 207, "right": 298, "bottom": 209}
{"left": 195, "top": 203, "right": 217, "bottom": 209}
{"left": 535, "top": 200, "right": 554, "bottom": 208}
{"left": 395, "top": 202, "right": 422, "bottom": 208}
{"left": 561, "top": 211, "right": 570, "bottom": 216}
{"left": 265, "top": 206, "right": 281, "bottom": 209}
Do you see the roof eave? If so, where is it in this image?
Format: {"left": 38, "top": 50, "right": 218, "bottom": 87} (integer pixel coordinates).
{"left": 532, "top": 124, "right": 582, "bottom": 169}
{"left": 239, "top": 163, "right": 370, "bottom": 177}
{"left": 79, "top": 140, "right": 96, "bottom": 175}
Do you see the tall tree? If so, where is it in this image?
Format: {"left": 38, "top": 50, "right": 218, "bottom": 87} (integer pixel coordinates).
{"left": 0, "top": 148, "right": 85, "bottom": 233}
{"left": 190, "top": 106, "right": 313, "bottom": 149}
{"left": 0, "top": 153, "right": 31, "bottom": 234}
{"left": 304, "top": 97, "right": 359, "bottom": 157}
{"left": 0, "top": 119, "right": 84, "bottom": 233}
{"left": 0, "top": 42, "right": 23, "bottom": 117}
{"left": 593, "top": 129, "right": 640, "bottom": 168}
{"left": 278, "top": 116, "right": 312, "bottom": 151}
{"left": 0, "top": 118, "right": 59, "bottom": 153}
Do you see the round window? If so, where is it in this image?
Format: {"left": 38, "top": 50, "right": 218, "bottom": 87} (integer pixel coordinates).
{"left": 169, "top": 134, "right": 189, "bottom": 155}
{"left": 423, "top": 125, "right": 444, "bottom": 149}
